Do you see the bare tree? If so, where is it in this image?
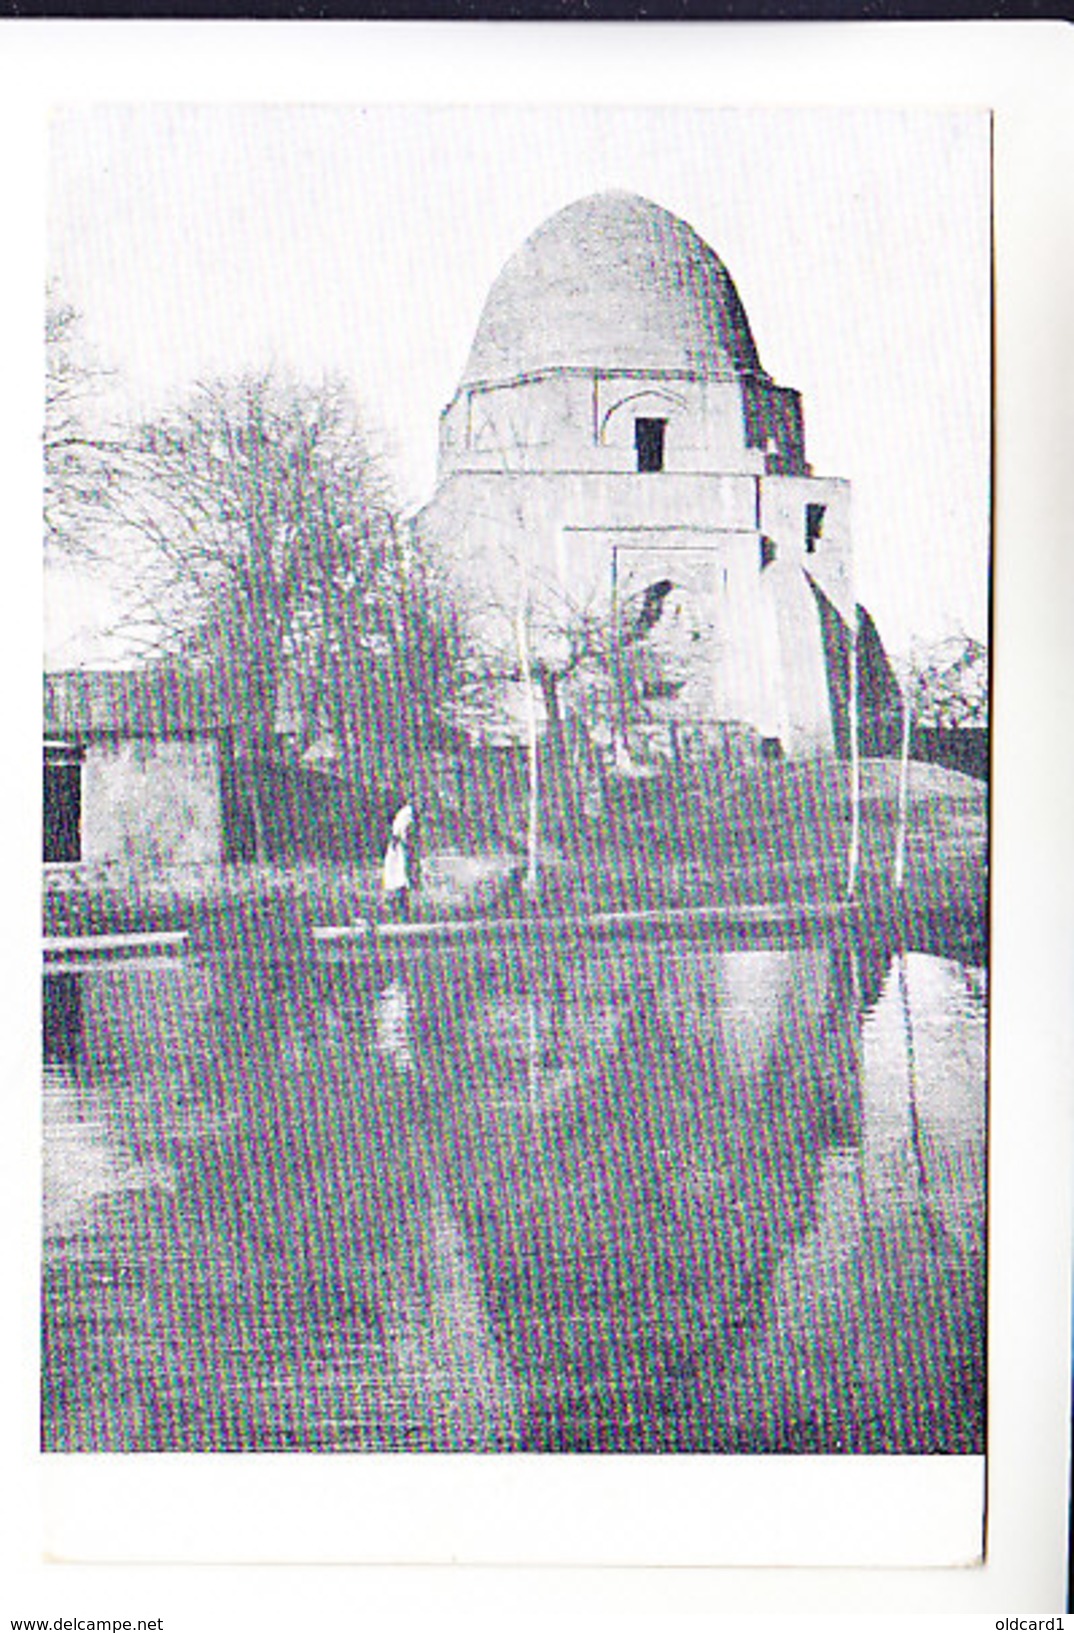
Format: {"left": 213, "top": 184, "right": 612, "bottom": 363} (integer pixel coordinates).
{"left": 424, "top": 418, "right": 711, "bottom": 879}
{"left": 116, "top": 369, "right": 460, "bottom": 854}
{"left": 444, "top": 522, "right": 685, "bottom": 879}
{"left": 909, "top": 634, "right": 988, "bottom": 729}
{"left": 44, "top": 291, "right": 128, "bottom": 560}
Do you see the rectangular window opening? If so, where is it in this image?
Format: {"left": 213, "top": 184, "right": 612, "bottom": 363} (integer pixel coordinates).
{"left": 805, "top": 503, "right": 827, "bottom": 554}
{"left": 635, "top": 418, "right": 666, "bottom": 473}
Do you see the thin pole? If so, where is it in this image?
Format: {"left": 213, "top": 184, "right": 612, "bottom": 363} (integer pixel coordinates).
{"left": 845, "top": 607, "right": 861, "bottom": 902}
{"left": 516, "top": 602, "right": 540, "bottom": 895}
{"left": 610, "top": 544, "right": 623, "bottom": 764}
{"left": 893, "top": 677, "right": 913, "bottom": 892}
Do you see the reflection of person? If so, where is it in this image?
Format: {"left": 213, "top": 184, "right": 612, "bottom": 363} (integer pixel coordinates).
{"left": 373, "top": 978, "right": 413, "bottom": 1071}
{"left": 382, "top": 802, "right": 417, "bottom": 919}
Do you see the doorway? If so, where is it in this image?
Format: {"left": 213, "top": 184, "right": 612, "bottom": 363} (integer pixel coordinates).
{"left": 44, "top": 747, "right": 82, "bottom": 863}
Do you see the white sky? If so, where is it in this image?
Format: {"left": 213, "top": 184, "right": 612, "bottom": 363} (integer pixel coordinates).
{"left": 47, "top": 102, "right": 991, "bottom": 664}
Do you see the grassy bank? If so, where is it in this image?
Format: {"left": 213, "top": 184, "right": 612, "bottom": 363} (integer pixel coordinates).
{"left": 43, "top": 759, "right": 986, "bottom": 960}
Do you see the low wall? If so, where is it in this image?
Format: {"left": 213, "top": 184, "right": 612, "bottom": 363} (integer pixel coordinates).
{"left": 82, "top": 737, "right": 223, "bottom": 868}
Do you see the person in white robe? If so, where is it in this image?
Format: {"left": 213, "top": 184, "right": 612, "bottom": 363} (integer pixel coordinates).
{"left": 381, "top": 802, "right": 416, "bottom": 918}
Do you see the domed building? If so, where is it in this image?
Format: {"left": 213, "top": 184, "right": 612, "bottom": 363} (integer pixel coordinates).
{"left": 420, "top": 191, "right": 883, "bottom": 764}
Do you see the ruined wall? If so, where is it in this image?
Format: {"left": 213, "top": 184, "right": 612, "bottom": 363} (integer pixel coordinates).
{"left": 82, "top": 737, "right": 223, "bottom": 868}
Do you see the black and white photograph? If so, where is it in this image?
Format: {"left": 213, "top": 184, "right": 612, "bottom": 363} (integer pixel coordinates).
{"left": 42, "top": 100, "right": 990, "bottom": 1462}
{"left": 13, "top": 24, "right": 1071, "bottom": 1611}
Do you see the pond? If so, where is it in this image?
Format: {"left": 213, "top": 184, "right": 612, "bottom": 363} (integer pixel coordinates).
{"left": 41, "top": 927, "right": 985, "bottom": 1454}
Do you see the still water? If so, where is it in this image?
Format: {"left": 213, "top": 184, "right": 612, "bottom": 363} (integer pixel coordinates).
{"left": 42, "top": 931, "right": 985, "bottom": 1454}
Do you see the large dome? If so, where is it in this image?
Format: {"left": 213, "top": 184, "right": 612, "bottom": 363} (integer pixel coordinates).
{"left": 461, "top": 192, "right": 763, "bottom": 387}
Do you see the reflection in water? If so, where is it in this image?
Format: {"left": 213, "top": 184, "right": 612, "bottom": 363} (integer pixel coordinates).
{"left": 43, "top": 973, "right": 82, "bottom": 1065}
{"left": 373, "top": 980, "right": 414, "bottom": 1073}
{"left": 40, "top": 933, "right": 985, "bottom": 1454}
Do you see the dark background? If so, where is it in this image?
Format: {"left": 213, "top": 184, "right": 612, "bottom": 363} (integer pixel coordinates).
{"left": 2, "top": 1, "right": 1071, "bottom": 21}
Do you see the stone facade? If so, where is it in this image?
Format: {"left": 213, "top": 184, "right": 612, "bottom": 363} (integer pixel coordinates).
{"left": 419, "top": 191, "right": 855, "bottom": 762}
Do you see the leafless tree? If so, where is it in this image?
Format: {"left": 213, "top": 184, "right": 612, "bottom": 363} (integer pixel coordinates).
{"left": 115, "top": 369, "right": 462, "bottom": 855}
{"left": 909, "top": 634, "right": 988, "bottom": 729}
{"left": 44, "top": 291, "right": 128, "bottom": 560}
{"left": 442, "top": 519, "right": 682, "bottom": 884}
{"left": 423, "top": 415, "right": 713, "bottom": 879}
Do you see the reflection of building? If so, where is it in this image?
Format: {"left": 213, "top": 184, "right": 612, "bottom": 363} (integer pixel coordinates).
{"left": 420, "top": 192, "right": 897, "bottom": 762}
{"left": 413, "top": 933, "right": 865, "bottom": 1451}
{"left": 43, "top": 669, "right": 226, "bottom": 867}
